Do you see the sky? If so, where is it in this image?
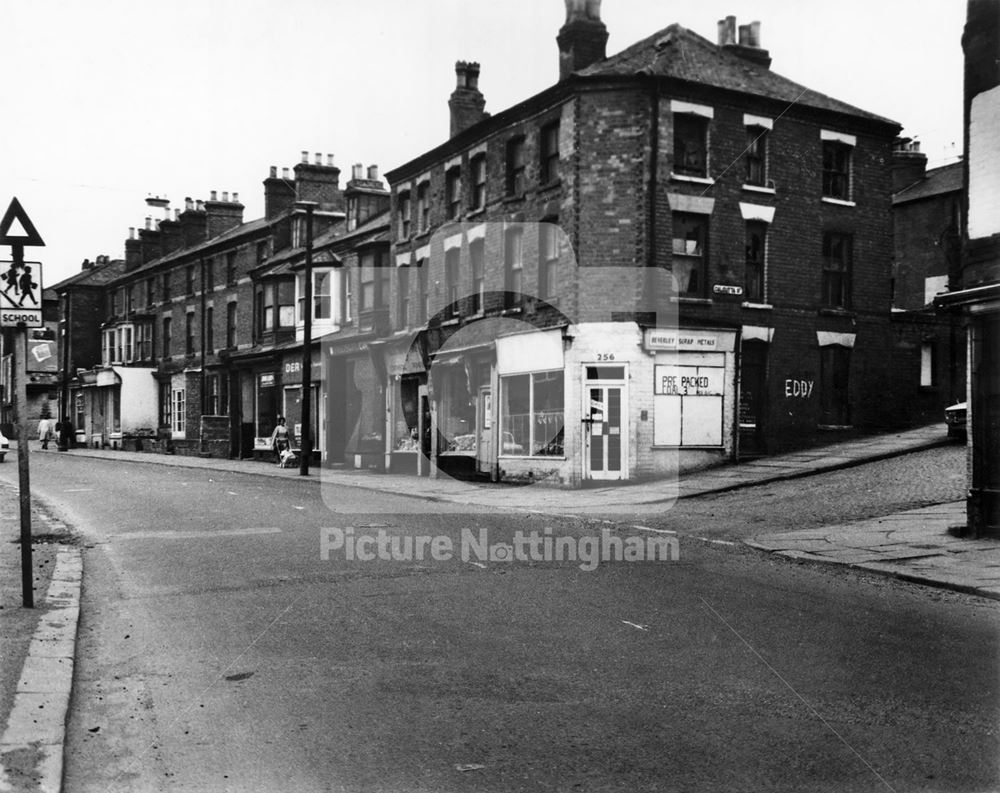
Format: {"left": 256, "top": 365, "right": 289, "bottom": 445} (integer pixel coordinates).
{"left": 0, "top": 0, "right": 966, "bottom": 288}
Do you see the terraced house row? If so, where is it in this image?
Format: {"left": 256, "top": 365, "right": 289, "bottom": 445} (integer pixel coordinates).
{"left": 47, "top": 3, "right": 951, "bottom": 486}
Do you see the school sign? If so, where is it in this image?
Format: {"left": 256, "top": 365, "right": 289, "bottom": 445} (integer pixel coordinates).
{"left": 0, "top": 198, "right": 45, "bottom": 327}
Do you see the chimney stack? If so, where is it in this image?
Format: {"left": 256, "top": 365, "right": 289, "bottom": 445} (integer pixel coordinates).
{"left": 293, "top": 152, "right": 343, "bottom": 212}
{"left": 719, "top": 16, "right": 771, "bottom": 68}
{"left": 179, "top": 197, "right": 208, "bottom": 246}
{"left": 345, "top": 162, "right": 390, "bottom": 231}
{"left": 557, "top": 0, "right": 608, "bottom": 81}
{"left": 265, "top": 165, "right": 297, "bottom": 220}
{"left": 205, "top": 190, "right": 245, "bottom": 239}
{"left": 449, "top": 61, "right": 488, "bottom": 137}
{"left": 892, "top": 137, "right": 929, "bottom": 193}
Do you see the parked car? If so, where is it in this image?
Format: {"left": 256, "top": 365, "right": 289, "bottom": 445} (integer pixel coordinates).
{"left": 945, "top": 401, "right": 967, "bottom": 439}
{"left": 0, "top": 431, "right": 8, "bottom": 462}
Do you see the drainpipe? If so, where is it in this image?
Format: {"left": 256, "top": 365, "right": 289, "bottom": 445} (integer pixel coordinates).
{"left": 200, "top": 256, "right": 207, "bottom": 454}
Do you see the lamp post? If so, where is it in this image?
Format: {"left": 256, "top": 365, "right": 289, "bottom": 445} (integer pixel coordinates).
{"left": 296, "top": 201, "right": 317, "bottom": 475}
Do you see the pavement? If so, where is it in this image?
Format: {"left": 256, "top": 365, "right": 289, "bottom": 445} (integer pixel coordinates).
{"left": 0, "top": 420, "right": 994, "bottom": 791}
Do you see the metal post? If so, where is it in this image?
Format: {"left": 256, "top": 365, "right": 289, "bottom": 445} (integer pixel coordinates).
{"left": 12, "top": 242, "right": 33, "bottom": 607}
{"left": 299, "top": 202, "right": 316, "bottom": 476}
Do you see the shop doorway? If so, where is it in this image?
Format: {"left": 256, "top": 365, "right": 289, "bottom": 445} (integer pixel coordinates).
{"left": 476, "top": 386, "right": 492, "bottom": 476}
{"left": 739, "top": 341, "right": 768, "bottom": 457}
{"left": 583, "top": 365, "right": 627, "bottom": 481}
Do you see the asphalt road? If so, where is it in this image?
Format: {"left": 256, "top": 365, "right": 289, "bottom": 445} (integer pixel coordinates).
{"left": 5, "top": 450, "right": 998, "bottom": 792}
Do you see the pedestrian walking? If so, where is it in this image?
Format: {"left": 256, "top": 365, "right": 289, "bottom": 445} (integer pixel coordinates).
{"left": 37, "top": 415, "right": 53, "bottom": 450}
{"left": 55, "top": 416, "right": 75, "bottom": 451}
{"left": 269, "top": 417, "right": 294, "bottom": 464}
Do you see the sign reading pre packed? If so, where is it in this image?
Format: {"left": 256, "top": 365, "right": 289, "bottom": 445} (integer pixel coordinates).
{"left": 654, "top": 365, "right": 724, "bottom": 396}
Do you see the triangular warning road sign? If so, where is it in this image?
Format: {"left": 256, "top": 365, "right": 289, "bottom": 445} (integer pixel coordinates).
{"left": 0, "top": 198, "right": 45, "bottom": 247}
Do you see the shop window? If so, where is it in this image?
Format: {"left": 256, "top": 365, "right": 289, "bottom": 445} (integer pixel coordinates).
{"left": 160, "top": 382, "right": 172, "bottom": 428}
{"left": 504, "top": 227, "right": 523, "bottom": 307}
{"left": 75, "top": 392, "right": 85, "bottom": 431}
{"left": 505, "top": 136, "right": 526, "bottom": 196}
{"left": 745, "top": 126, "right": 768, "bottom": 186}
{"left": 446, "top": 167, "right": 462, "bottom": 220}
{"left": 206, "top": 375, "right": 220, "bottom": 414}
{"left": 674, "top": 115, "right": 709, "bottom": 177}
{"left": 539, "top": 223, "right": 559, "bottom": 301}
{"left": 172, "top": 388, "right": 186, "bottom": 434}
{"left": 745, "top": 221, "right": 767, "bottom": 303}
{"left": 470, "top": 239, "right": 485, "bottom": 314}
{"left": 226, "top": 301, "right": 238, "bottom": 348}
{"left": 398, "top": 191, "right": 411, "bottom": 239}
{"left": 500, "top": 370, "right": 564, "bottom": 456}
{"left": 820, "top": 345, "right": 851, "bottom": 426}
{"left": 438, "top": 366, "right": 477, "bottom": 454}
{"left": 392, "top": 376, "right": 422, "bottom": 452}
{"left": 822, "top": 232, "right": 852, "bottom": 309}
{"left": 539, "top": 121, "right": 560, "bottom": 184}
{"left": 822, "top": 140, "right": 852, "bottom": 200}
{"left": 470, "top": 154, "right": 487, "bottom": 211}
{"left": 671, "top": 213, "right": 708, "bottom": 297}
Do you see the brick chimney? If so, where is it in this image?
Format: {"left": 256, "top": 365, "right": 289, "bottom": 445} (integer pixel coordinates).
{"left": 294, "top": 152, "right": 344, "bottom": 212}
{"left": 345, "top": 164, "right": 391, "bottom": 231}
{"left": 718, "top": 16, "right": 771, "bottom": 69}
{"left": 449, "top": 61, "right": 488, "bottom": 137}
{"left": 264, "top": 165, "right": 297, "bottom": 220}
{"left": 159, "top": 210, "right": 184, "bottom": 255}
{"left": 892, "top": 138, "right": 928, "bottom": 193}
{"left": 138, "top": 216, "right": 162, "bottom": 265}
{"left": 557, "top": 0, "right": 608, "bottom": 80}
{"left": 205, "top": 190, "right": 245, "bottom": 238}
{"left": 124, "top": 228, "right": 142, "bottom": 271}
{"left": 179, "top": 197, "right": 208, "bottom": 247}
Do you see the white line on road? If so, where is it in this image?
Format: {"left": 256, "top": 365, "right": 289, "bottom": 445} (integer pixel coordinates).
{"left": 64, "top": 488, "right": 94, "bottom": 492}
{"left": 116, "top": 527, "right": 282, "bottom": 540}
{"left": 621, "top": 620, "right": 649, "bottom": 631}
{"left": 293, "top": 506, "right": 304, "bottom": 510}
{"left": 634, "top": 525, "right": 676, "bottom": 534}
{"left": 467, "top": 561, "right": 487, "bottom": 569}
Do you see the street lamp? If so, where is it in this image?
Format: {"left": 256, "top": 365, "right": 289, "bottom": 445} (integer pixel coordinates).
{"left": 295, "top": 201, "right": 317, "bottom": 475}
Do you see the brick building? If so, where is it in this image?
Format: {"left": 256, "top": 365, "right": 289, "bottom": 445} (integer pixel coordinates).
{"left": 937, "top": 0, "right": 1000, "bottom": 535}
{"left": 890, "top": 141, "right": 966, "bottom": 423}
{"left": 378, "top": 4, "right": 906, "bottom": 485}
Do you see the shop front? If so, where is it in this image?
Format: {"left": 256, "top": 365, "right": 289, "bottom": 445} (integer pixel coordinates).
{"left": 279, "top": 347, "right": 323, "bottom": 463}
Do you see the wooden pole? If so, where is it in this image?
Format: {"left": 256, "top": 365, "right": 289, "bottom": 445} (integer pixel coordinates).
{"left": 12, "top": 242, "right": 33, "bottom": 607}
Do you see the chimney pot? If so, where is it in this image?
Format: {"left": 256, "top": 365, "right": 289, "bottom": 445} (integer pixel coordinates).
{"left": 748, "top": 21, "right": 761, "bottom": 47}
{"left": 129, "top": 227, "right": 136, "bottom": 240}
{"left": 185, "top": 197, "right": 194, "bottom": 211}
{"left": 196, "top": 199, "right": 205, "bottom": 212}
{"left": 175, "top": 209, "right": 181, "bottom": 221}
{"left": 315, "top": 152, "right": 322, "bottom": 165}
{"left": 282, "top": 167, "right": 291, "bottom": 180}
{"left": 367, "top": 165, "right": 379, "bottom": 181}
{"left": 145, "top": 216, "right": 152, "bottom": 230}
{"left": 327, "top": 154, "right": 335, "bottom": 167}
{"left": 301, "top": 151, "right": 309, "bottom": 164}
{"left": 233, "top": 191, "right": 240, "bottom": 203}
{"left": 557, "top": 0, "right": 608, "bottom": 81}
{"left": 269, "top": 165, "right": 277, "bottom": 178}
{"left": 352, "top": 163, "right": 363, "bottom": 180}
{"left": 210, "top": 190, "right": 218, "bottom": 201}
{"left": 222, "top": 191, "right": 229, "bottom": 202}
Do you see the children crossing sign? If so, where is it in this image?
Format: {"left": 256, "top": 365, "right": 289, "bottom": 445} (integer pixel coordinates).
{"left": 0, "top": 198, "right": 45, "bottom": 328}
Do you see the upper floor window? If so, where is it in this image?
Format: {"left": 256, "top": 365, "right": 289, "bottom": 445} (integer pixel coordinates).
{"left": 445, "top": 247, "right": 460, "bottom": 315}
{"left": 146, "top": 277, "right": 155, "bottom": 308}
{"left": 124, "top": 285, "right": 134, "bottom": 315}
{"left": 745, "top": 127, "right": 769, "bottom": 186}
{"left": 314, "top": 270, "right": 333, "bottom": 320}
{"left": 821, "top": 132, "right": 855, "bottom": 200}
{"left": 446, "top": 168, "right": 462, "bottom": 220}
{"left": 185, "top": 311, "right": 196, "bottom": 355}
{"left": 506, "top": 136, "right": 526, "bottom": 196}
{"left": 204, "top": 258, "right": 214, "bottom": 292}
{"left": 822, "top": 232, "right": 852, "bottom": 309}
{"left": 470, "top": 154, "right": 487, "bottom": 211}
{"left": 539, "top": 223, "right": 559, "bottom": 301}
{"left": 744, "top": 221, "right": 767, "bottom": 303}
{"left": 255, "top": 241, "right": 267, "bottom": 267}
{"left": 398, "top": 191, "right": 412, "bottom": 239}
{"left": 416, "top": 182, "right": 430, "bottom": 233}
{"left": 261, "top": 279, "right": 296, "bottom": 332}
{"left": 186, "top": 265, "right": 196, "bottom": 295}
{"left": 397, "top": 265, "right": 411, "bottom": 328}
{"left": 504, "top": 226, "right": 524, "bottom": 307}
{"left": 539, "top": 122, "right": 560, "bottom": 184}
{"left": 470, "top": 238, "right": 485, "bottom": 314}
{"left": 162, "top": 317, "right": 172, "bottom": 358}
{"left": 417, "top": 259, "right": 429, "bottom": 324}
{"left": 674, "top": 115, "right": 709, "bottom": 178}
{"left": 205, "top": 306, "right": 214, "bottom": 353}
{"left": 226, "top": 301, "right": 238, "bottom": 348}
{"left": 671, "top": 212, "right": 708, "bottom": 297}
{"left": 359, "top": 251, "right": 390, "bottom": 313}
{"left": 162, "top": 271, "right": 171, "bottom": 302}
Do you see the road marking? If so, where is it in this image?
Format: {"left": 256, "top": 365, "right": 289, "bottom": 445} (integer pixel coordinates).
{"left": 621, "top": 620, "right": 649, "bottom": 631}
{"left": 635, "top": 525, "right": 676, "bottom": 534}
{"left": 467, "top": 561, "right": 487, "bottom": 569}
{"left": 696, "top": 538, "right": 736, "bottom": 546}
{"left": 64, "top": 488, "right": 93, "bottom": 492}
{"left": 116, "top": 527, "right": 282, "bottom": 540}
{"left": 293, "top": 506, "right": 304, "bottom": 510}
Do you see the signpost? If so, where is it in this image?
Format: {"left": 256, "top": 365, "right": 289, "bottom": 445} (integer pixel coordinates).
{"left": 0, "top": 197, "right": 45, "bottom": 608}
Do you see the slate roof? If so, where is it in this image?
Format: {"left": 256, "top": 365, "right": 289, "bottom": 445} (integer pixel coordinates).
{"left": 893, "top": 160, "right": 963, "bottom": 205}
{"left": 578, "top": 23, "right": 899, "bottom": 127}
{"left": 49, "top": 258, "right": 128, "bottom": 291}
